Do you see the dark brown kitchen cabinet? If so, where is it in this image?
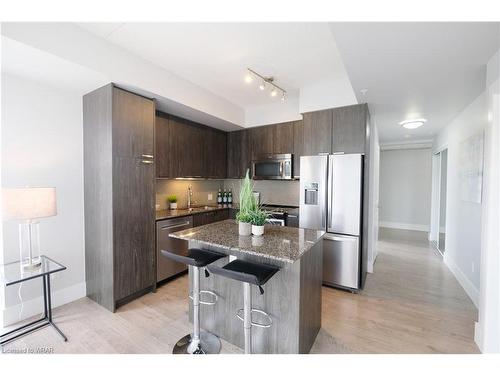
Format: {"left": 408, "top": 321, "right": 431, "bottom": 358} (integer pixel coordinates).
{"left": 84, "top": 84, "right": 156, "bottom": 312}
{"left": 227, "top": 129, "right": 251, "bottom": 178}
{"left": 249, "top": 125, "right": 274, "bottom": 159}
{"left": 204, "top": 128, "right": 227, "bottom": 179}
{"left": 272, "top": 121, "right": 294, "bottom": 154}
{"left": 332, "top": 104, "right": 368, "bottom": 154}
{"left": 292, "top": 120, "right": 304, "bottom": 178}
{"left": 302, "top": 109, "right": 333, "bottom": 156}
{"left": 155, "top": 113, "right": 226, "bottom": 179}
{"left": 193, "top": 209, "right": 229, "bottom": 227}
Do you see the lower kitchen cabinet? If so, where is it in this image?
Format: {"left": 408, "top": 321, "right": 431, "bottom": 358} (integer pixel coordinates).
{"left": 193, "top": 209, "right": 229, "bottom": 227}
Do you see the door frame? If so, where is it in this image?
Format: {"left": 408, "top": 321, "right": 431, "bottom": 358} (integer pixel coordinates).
{"left": 430, "top": 146, "right": 448, "bottom": 256}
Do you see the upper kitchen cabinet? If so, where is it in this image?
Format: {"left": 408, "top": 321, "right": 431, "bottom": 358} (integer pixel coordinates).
{"left": 302, "top": 109, "right": 333, "bottom": 156}
{"left": 155, "top": 113, "right": 226, "bottom": 179}
{"left": 83, "top": 84, "right": 156, "bottom": 312}
{"left": 249, "top": 125, "right": 274, "bottom": 159}
{"left": 113, "top": 87, "right": 155, "bottom": 158}
{"left": 292, "top": 120, "right": 304, "bottom": 177}
{"left": 204, "top": 127, "right": 227, "bottom": 179}
{"left": 227, "top": 129, "right": 251, "bottom": 178}
{"left": 332, "top": 104, "right": 368, "bottom": 154}
{"left": 272, "top": 121, "right": 295, "bottom": 154}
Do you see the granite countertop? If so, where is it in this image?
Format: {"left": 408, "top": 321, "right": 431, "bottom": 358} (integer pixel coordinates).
{"left": 169, "top": 219, "right": 325, "bottom": 263}
{"left": 156, "top": 204, "right": 237, "bottom": 221}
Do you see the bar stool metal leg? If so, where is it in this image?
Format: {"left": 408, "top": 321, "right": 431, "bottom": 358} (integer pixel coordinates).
{"left": 172, "top": 266, "right": 221, "bottom": 354}
{"left": 243, "top": 282, "right": 252, "bottom": 354}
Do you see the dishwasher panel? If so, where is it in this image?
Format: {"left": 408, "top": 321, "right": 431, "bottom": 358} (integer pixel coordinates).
{"left": 156, "top": 216, "right": 193, "bottom": 282}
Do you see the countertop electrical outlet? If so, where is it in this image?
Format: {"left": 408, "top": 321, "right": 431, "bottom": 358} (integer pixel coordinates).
{"left": 208, "top": 193, "right": 213, "bottom": 201}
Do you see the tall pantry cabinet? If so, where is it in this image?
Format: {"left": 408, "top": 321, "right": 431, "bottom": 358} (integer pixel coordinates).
{"left": 83, "top": 84, "right": 156, "bottom": 312}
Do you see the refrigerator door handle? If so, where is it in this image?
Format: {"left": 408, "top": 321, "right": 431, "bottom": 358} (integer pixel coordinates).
{"left": 324, "top": 234, "right": 358, "bottom": 242}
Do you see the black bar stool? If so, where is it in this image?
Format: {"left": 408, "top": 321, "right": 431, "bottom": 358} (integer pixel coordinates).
{"left": 161, "top": 248, "right": 226, "bottom": 354}
{"left": 207, "top": 259, "right": 279, "bottom": 354}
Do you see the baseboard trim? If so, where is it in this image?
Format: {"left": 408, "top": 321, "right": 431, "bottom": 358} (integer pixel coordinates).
{"left": 444, "top": 254, "right": 479, "bottom": 308}
{"left": 379, "top": 221, "right": 429, "bottom": 232}
{"left": 2, "top": 281, "right": 86, "bottom": 328}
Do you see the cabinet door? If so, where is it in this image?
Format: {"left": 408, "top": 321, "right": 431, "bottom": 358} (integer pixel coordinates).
{"left": 239, "top": 130, "right": 252, "bottom": 177}
{"left": 226, "top": 131, "right": 241, "bottom": 178}
{"left": 113, "top": 156, "right": 155, "bottom": 300}
{"left": 179, "top": 120, "right": 205, "bottom": 177}
{"left": 113, "top": 87, "right": 154, "bottom": 158}
{"left": 303, "top": 109, "right": 332, "bottom": 156}
{"left": 249, "top": 126, "right": 274, "bottom": 160}
{"left": 227, "top": 130, "right": 251, "bottom": 178}
{"left": 205, "top": 128, "right": 227, "bottom": 178}
{"left": 272, "top": 122, "right": 294, "bottom": 154}
{"left": 155, "top": 115, "right": 171, "bottom": 178}
{"left": 293, "top": 120, "right": 304, "bottom": 178}
{"left": 332, "top": 104, "right": 367, "bottom": 154}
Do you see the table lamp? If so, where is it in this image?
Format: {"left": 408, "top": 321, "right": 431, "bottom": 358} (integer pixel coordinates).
{"left": 2, "top": 187, "right": 57, "bottom": 270}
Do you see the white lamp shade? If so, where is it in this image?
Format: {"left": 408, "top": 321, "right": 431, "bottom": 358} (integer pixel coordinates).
{"left": 2, "top": 187, "right": 57, "bottom": 221}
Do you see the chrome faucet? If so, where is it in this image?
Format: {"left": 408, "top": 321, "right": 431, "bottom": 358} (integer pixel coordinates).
{"left": 187, "top": 185, "right": 193, "bottom": 209}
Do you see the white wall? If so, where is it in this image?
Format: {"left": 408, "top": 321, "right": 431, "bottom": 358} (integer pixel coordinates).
{"left": 367, "top": 120, "right": 380, "bottom": 272}
{"left": 433, "top": 91, "right": 489, "bottom": 307}
{"left": 475, "top": 48, "right": 500, "bottom": 353}
{"left": 245, "top": 98, "right": 302, "bottom": 127}
{"left": 1, "top": 73, "right": 86, "bottom": 326}
{"left": 379, "top": 148, "right": 433, "bottom": 231}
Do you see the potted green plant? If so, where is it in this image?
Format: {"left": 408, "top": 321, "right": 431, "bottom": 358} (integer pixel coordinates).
{"left": 167, "top": 194, "right": 178, "bottom": 210}
{"left": 250, "top": 208, "right": 269, "bottom": 236}
{"left": 237, "top": 170, "right": 256, "bottom": 236}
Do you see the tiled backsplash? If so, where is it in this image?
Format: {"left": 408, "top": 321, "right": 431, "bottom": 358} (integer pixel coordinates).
{"left": 224, "top": 179, "right": 299, "bottom": 207}
{"left": 156, "top": 180, "right": 224, "bottom": 209}
{"left": 156, "top": 179, "right": 300, "bottom": 210}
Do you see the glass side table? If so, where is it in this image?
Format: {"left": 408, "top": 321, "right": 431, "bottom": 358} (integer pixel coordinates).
{"left": 0, "top": 255, "right": 68, "bottom": 346}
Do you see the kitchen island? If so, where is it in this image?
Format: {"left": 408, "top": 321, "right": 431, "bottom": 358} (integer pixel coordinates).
{"left": 170, "top": 220, "right": 325, "bottom": 354}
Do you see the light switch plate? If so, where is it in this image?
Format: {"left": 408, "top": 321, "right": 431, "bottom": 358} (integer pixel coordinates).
{"left": 208, "top": 193, "right": 213, "bottom": 201}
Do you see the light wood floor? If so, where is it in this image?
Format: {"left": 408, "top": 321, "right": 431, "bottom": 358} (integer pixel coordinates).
{"left": 2, "top": 230, "right": 479, "bottom": 354}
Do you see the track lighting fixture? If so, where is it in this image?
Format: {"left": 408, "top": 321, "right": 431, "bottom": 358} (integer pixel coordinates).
{"left": 245, "top": 68, "right": 286, "bottom": 101}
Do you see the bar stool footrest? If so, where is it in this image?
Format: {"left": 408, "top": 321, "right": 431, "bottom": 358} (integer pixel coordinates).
{"left": 236, "top": 308, "right": 273, "bottom": 328}
{"left": 189, "top": 290, "right": 219, "bottom": 305}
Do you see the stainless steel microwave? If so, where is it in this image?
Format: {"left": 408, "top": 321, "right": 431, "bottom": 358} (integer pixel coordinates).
{"left": 252, "top": 154, "right": 293, "bottom": 180}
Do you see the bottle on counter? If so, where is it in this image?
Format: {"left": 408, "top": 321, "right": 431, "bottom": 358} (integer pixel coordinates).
{"left": 228, "top": 189, "right": 233, "bottom": 204}
{"left": 222, "top": 189, "right": 228, "bottom": 204}
{"left": 217, "top": 189, "right": 222, "bottom": 204}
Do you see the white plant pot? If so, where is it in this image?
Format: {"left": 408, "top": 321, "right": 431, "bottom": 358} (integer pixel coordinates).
{"left": 239, "top": 221, "right": 252, "bottom": 236}
{"left": 252, "top": 225, "right": 265, "bottom": 236}
{"left": 170, "top": 202, "right": 177, "bottom": 209}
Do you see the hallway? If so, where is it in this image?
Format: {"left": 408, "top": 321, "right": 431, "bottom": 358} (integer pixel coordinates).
{"left": 317, "top": 228, "right": 479, "bottom": 353}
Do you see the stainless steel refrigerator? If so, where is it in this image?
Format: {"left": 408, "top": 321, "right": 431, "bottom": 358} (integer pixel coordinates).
{"left": 299, "top": 154, "right": 364, "bottom": 290}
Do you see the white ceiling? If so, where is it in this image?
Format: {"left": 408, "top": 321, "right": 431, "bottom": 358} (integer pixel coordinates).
{"left": 1, "top": 36, "right": 108, "bottom": 94}
{"left": 330, "top": 22, "right": 500, "bottom": 143}
{"left": 77, "top": 22, "right": 350, "bottom": 108}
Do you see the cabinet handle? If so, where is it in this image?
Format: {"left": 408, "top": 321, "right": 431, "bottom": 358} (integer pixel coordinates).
{"left": 160, "top": 222, "right": 191, "bottom": 230}
{"left": 142, "top": 154, "right": 154, "bottom": 158}
{"left": 141, "top": 160, "right": 154, "bottom": 164}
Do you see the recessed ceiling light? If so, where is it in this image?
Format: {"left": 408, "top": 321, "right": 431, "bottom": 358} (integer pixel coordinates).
{"left": 399, "top": 118, "right": 427, "bottom": 129}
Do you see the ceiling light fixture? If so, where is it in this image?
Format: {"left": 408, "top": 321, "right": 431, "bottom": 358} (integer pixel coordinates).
{"left": 399, "top": 118, "right": 427, "bottom": 129}
{"left": 245, "top": 68, "right": 287, "bottom": 101}
{"left": 244, "top": 72, "right": 253, "bottom": 83}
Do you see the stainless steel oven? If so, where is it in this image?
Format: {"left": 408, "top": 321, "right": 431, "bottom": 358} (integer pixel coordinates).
{"left": 252, "top": 154, "right": 293, "bottom": 180}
